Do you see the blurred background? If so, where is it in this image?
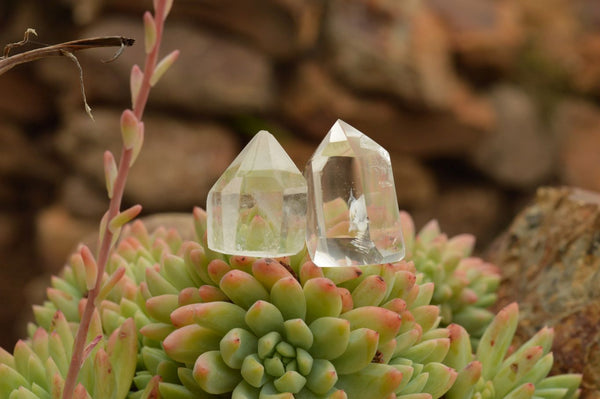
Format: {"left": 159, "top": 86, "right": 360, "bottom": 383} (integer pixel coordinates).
{"left": 0, "top": 0, "right": 599, "bottom": 348}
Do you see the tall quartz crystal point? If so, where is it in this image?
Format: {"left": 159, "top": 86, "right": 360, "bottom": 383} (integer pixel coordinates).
{"left": 305, "top": 120, "right": 405, "bottom": 267}
{"left": 207, "top": 130, "right": 307, "bottom": 257}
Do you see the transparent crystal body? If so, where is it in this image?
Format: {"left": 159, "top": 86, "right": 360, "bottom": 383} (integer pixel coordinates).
{"left": 207, "top": 131, "right": 307, "bottom": 257}
{"left": 305, "top": 120, "right": 405, "bottom": 267}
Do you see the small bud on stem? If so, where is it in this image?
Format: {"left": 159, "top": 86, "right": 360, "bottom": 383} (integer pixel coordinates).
{"left": 143, "top": 12, "right": 157, "bottom": 54}
{"left": 103, "top": 151, "right": 117, "bottom": 199}
{"left": 150, "top": 49, "right": 179, "bottom": 86}
{"left": 109, "top": 205, "right": 143, "bottom": 233}
{"left": 130, "top": 65, "right": 144, "bottom": 109}
{"left": 61, "top": 0, "right": 178, "bottom": 397}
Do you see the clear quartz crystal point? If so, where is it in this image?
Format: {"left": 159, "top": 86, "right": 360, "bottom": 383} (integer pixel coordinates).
{"left": 305, "top": 120, "right": 405, "bottom": 267}
{"left": 207, "top": 130, "right": 307, "bottom": 257}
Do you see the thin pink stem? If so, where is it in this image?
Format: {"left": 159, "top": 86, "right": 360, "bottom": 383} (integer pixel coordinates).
{"left": 61, "top": 2, "right": 169, "bottom": 398}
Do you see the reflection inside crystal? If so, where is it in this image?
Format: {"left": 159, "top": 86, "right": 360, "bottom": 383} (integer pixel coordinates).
{"left": 207, "top": 131, "right": 307, "bottom": 257}
{"left": 305, "top": 120, "right": 405, "bottom": 267}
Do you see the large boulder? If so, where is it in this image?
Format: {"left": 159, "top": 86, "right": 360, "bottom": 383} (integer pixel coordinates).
{"left": 492, "top": 187, "right": 600, "bottom": 398}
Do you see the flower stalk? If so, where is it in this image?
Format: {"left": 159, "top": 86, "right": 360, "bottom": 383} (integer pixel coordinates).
{"left": 61, "top": 1, "right": 176, "bottom": 397}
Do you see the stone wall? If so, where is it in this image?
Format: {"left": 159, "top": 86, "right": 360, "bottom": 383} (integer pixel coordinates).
{"left": 0, "top": 0, "right": 599, "bottom": 347}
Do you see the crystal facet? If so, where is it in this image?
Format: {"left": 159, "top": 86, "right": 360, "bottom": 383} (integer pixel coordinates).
{"left": 207, "top": 131, "right": 307, "bottom": 257}
{"left": 305, "top": 120, "right": 405, "bottom": 267}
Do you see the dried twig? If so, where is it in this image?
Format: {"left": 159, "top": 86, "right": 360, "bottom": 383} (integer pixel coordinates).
{"left": 60, "top": 49, "right": 95, "bottom": 120}
{"left": 3, "top": 28, "right": 38, "bottom": 58}
{"left": 0, "top": 31, "right": 134, "bottom": 119}
{"left": 0, "top": 33, "right": 134, "bottom": 76}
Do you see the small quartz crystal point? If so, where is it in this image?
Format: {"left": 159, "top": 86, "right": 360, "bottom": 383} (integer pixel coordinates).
{"left": 207, "top": 130, "right": 307, "bottom": 257}
{"left": 305, "top": 120, "right": 405, "bottom": 267}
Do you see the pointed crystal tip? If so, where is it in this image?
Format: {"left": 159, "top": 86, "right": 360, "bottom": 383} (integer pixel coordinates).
{"left": 207, "top": 131, "right": 307, "bottom": 257}
{"left": 305, "top": 120, "right": 405, "bottom": 267}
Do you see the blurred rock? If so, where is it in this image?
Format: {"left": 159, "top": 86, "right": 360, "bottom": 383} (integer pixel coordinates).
{"left": 428, "top": 0, "right": 523, "bottom": 69}
{"left": 0, "top": 212, "right": 21, "bottom": 251}
{"left": 0, "top": 185, "right": 14, "bottom": 206}
{"left": 37, "top": 18, "right": 276, "bottom": 115}
{"left": 492, "top": 187, "right": 600, "bottom": 397}
{"left": 516, "top": 0, "right": 578, "bottom": 64}
{"left": 449, "top": 83, "right": 497, "bottom": 132}
{"left": 281, "top": 62, "right": 484, "bottom": 157}
{"left": 325, "top": 0, "right": 458, "bottom": 108}
{"left": 573, "top": 33, "right": 600, "bottom": 94}
{"left": 514, "top": 0, "right": 600, "bottom": 95}
{"left": 279, "top": 134, "right": 316, "bottom": 171}
{"left": 418, "top": 185, "right": 504, "bottom": 247}
{"left": 0, "top": 124, "right": 60, "bottom": 182}
{"left": 0, "top": 124, "right": 29, "bottom": 177}
{"left": 554, "top": 99, "right": 600, "bottom": 192}
{"left": 563, "top": 0, "right": 600, "bottom": 94}
{"left": 0, "top": 69, "right": 53, "bottom": 124}
{"left": 470, "top": 85, "right": 555, "bottom": 188}
{"left": 56, "top": 108, "right": 239, "bottom": 211}
{"left": 0, "top": 211, "right": 37, "bottom": 349}
{"left": 59, "top": 176, "right": 109, "bottom": 219}
{"left": 36, "top": 205, "right": 97, "bottom": 273}
{"left": 390, "top": 155, "right": 437, "bottom": 210}
{"left": 79, "top": 0, "right": 322, "bottom": 59}
{"left": 180, "top": 0, "right": 322, "bottom": 59}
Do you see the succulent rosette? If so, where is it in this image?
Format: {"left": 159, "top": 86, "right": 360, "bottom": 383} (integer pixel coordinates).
{"left": 445, "top": 303, "right": 581, "bottom": 399}
{"left": 0, "top": 311, "right": 137, "bottom": 399}
{"left": 400, "top": 212, "right": 501, "bottom": 342}
{"left": 0, "top": 208, "right": 582, "bottom": 399}
{"left": 134, "top": 209, "right": 457, "bottom": 398}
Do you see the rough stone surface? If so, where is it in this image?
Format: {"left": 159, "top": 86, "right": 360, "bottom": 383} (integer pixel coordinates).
{"left": 59, "top": 176, "right": 111, "bottom": 219}
{"left": 0, "top": 124, "right": 60, "bottom": 183}
{"left": 389, "top": 155, "right": 437, "bottom": 210}
{"left": 492, "top": 187, "right": 600, "bottom": 398}
{"left": 0, "top": 211, "right": 38, "bottom": 349}
{"left": 428, "top": 0, "right": 523, "bottom": 68}
{"left": 88, "top": 0, "right": 322, "bottom": 59}
{"left": 0, "top": 69, "right": 53, "bottom": 124}
{"left": 37, "top": 18, "right": 277, "bottom": 115}
{"left": 414, "top": 185, "right": 504, "bottom": 247}
{"left": 162, "top": 0, "right": 323, "bottom": 59}
{"left": 514, "top": 0, "right": 600, "bottom": 95}
{"left": 281, "top": 63, "right": 485, "bottom": 157}
{"left": 555, "top": 99, "right": 600, "bottom": 193}
{"left": 470, "top": 85, "right": 555, "bottom": 188}
{"left": 325, "top": 0, "right": 458, "bottom": 108}
{"left": 56, "top": 108, "right": 239, "bottom": 211}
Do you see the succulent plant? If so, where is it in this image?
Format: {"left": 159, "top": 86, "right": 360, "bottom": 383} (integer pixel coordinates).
{"left": 135, "top": 209, "right": 457, "bottom": 399}
{"left": 445, "top": 303, "right": 581, "bottom": 399}
{"left": 0, "top": 312, "right": 137, "bottom": 399}
{"left": 0, "top": 207, "right": 581, "bottom": 399}
{"left": 313, "top": 197, "right": 499, "bottom": 342}
{"left": 400, "top": 212, "right": 501, "bottom": 343}
{"left": 0, "top": 0, "right": 587, "bottom": 397}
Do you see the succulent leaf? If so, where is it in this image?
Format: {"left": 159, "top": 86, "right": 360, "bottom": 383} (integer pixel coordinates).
{"left": 331, "top": 328, "right": 379, "bottom": 375}
{"left": 270, "top": 277, "right": 306, "bottom": 320}
{"left": 193, "top": 351, "right": 242, "bottom": 394}
{"left": 163, "top": 325, "right": 221, "bottom": 364}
